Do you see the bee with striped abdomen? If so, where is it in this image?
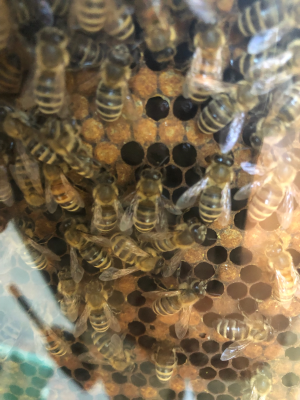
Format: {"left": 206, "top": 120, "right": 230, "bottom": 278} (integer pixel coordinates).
{"left": 234, "top": 149, "right": 300, "bottom": 228}
{"left": 74, "top": 280, "right": 120, "bottom": 337}
{"left": 153, "top": 341, "right": 178, "bottom": 383}
{"left": 214, "top": 313, "right": 274, "bottom": 361}
{"left": 176, "top": 152, "right": 234, "bottom": 226}
{"left": 0, "top": 49, "right": 23, "bottom": 94}
{"left": 92, "top": 172, "right": 123, "bottom": 235}
{"left": 103, "top": 0, "right": 135, "bottom": 42}
{"left": 242, "top": 364, "right": 272, "bottom": 400}
{"left": 144, "top": 280, "right": 206, "bottom": 339}
{"left": 34, "top": 27, "right": 69, "bottom": 115}
{"left": 43, "top": 163, "right": 84, "bottom": 213}
{"left": 0, "top": 0, "right": 11, "bottom": 51}
{"left": 0, "top": 132, "right": 14, "bottom": 207}
{"left": 57, "top": 267, "right": 79, "bottom": 322}
{"left": 73, "top": 0, "right": 107, "bottom": 33}
{"left": 139, "top": 218, "right": 207, "bottom": 277}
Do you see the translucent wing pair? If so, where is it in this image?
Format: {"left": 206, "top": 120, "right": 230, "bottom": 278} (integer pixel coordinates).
{"left": 78, "top": 334, "right": 124, "bottom": 364}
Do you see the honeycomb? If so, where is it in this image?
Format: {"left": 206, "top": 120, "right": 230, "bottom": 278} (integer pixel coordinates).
{"left": 1, "top": 1, "right": 300, "bottom": 400}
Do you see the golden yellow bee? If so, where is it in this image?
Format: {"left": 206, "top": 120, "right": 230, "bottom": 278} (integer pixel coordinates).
{"left": 57, "top": 267, "right": 79, "bottom": 322}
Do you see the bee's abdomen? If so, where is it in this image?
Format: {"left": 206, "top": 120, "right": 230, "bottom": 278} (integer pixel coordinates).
{"left": 214, "top": 318, "right": 250, "bottom": 340}
{"left": 248, "top": 183, "right": 284, "bottom": 223}
{"left": 95, "top": 205, "right": 117, "bottom": 233}
{"left": 96, "top": 81, "right": 123, "bottom": 122}
{"left": 156, "top": 361, "right": 175, "bottom": 382}
{"left": 153, "top": 296, "right": 181, "bottom": 316}
{"left": 35, "top": 71, "right": 63, "bottom": 114}
{"left": 133, "top": 200, "right": 157, "bottom": 232}
{"left": 90, "top": 311, "right": 110, "bottom": 333}
{"left": 24, "top": 137, "right": 57, "bottom": 164}
{"left": 77, "top": 0, "right": 107, "bottom": 32}
{"left": 277, "top": 84, "right": 300, "bottom": 124}
{"left": 273, "top": 268, "right": 298, "bottom": 303}
{"left": 110, "top": 233, "right": 136, "bottom": 264}
{"left": 80, "top": 243, "right": 112, "bottom": 270}
{"left": 154, "top": 238, "right": 176, "bottom": 252}
{"left": 52, "top": 182, "right": 81, "bottom": 212}
{"left": 199, "top": 186, "right": 222, "bottom": 224}
{"left": 105, "top": 12, "right": 134, "bottom": 41}
{"left": 21, "top": 246, "right": 48, "bottom": 270}
{"left": 44, "top": 331, "right": 68, "bottom": 356}
{"left": 0, "top": 178, "right": 13, "bottom": 204}
{"left": 92, "top": 331, "right": 115, "bottom": 358}
{"left": 0, "top": 52, "right": 22, "bottom": 94}
{"left": 198, "top": 94, "right": 234, "bottom": 134}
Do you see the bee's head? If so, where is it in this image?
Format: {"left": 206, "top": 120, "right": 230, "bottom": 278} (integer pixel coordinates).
{"left": 187, "top": 218, "right": 207, "bottom": 244}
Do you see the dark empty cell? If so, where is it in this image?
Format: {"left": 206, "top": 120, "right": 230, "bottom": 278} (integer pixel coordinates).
{"left": 177, "top": 352, "right": 187, "bottom": 365}
{"left": 44, "top": 206, "right": 63, "bottom": 221}
{"left": 121, "top": 141, "right": 144, "bottom": 166}
{"left": 189, "top": 352, "right": 209, "bottom": 367}
{"left": 144, "top": 48, "right": 170, "bottom": 71}
{"left": 240, "top": 265, "right": 262, "bottom": 283}
{"left": 180, "top": 338, "right": 199, "bottom": 353}
{"left": 231, "top": 188, "right": 248, "bottom": 211}
{"left": 4, "top": 394, "right": 17, "bottom": 400}
{"left": 60, "top": 366, "right": 72, "bottom": 378}
{"left": 259, "top": 213, "right": 280, "bottom": 231}
{"left": 147, "top": 143, "right": 170, "bottom": 166}
{"left": 200, "top": 367, "right": 217, "bottom": 380}
{"left": 172, "top": 187, "right": 188, "bottom": 204}
{"left": 239, "top": 297, "right": 257, "bottom": 314}
{"left": 179, "top": 261, "right": 192, "bottom": 280}
{"left": 223, "top": 67, "right": 244, "bottom": 83}
{"left": 47, "top": 237, "right": 67, "bottom": 256}
{"left": 282, "top": 373, "right": 300, "bottom": 387}
{"left": 146, "top": 96, "right": 169, "bottom": 121}
{"left": 173, "top": 143, "right": 197, "bottom": 167}
{"left": 112, "top": 373, "right": 128, "bottom": 384}
{"left": 38, "top": 365, "right": 54, "bottom": 379}
{"left": 202, "top": 340, "right": 219, "bottom": 354}
{"left": 228, "top": 382, "right": 243, "bottom": 397}
{"left": 82, "top": 260, "right": 99, "bottom": 274}
{"left": 163, "top": 250, "right": 176, "bottom": 260}
{"left": 219, "top": 368, "right": 237, "bottom": 382}
{"left": 194, "top": 262, "right": 215, "bottom": 280}
{"left": 178, "top": 391, "right": 195, "bottom": 400}
{"left": 211, "top": 354, "right": 229, "bottom": 369}
{"left": 208, "top": 380, "right": 226, "bottom": 395}
{"left": 227, "top": 282, "right": 247, "bottom": 299}
{"left": 230, "top": 247, "right": 252, "bottom": 266}
{"left": 162, "top": 187, "right": 170, "bottom": 199}
{"left": 138, "top": 307, "right": 156, "bottom": 323}
{"left": 271, "top": 314, "right": 289, "bottom": 331}
{"left": 9, "top": 268, "right": 30, "bottom": 285}
{"left": 197, "top": 393, "right": 214, "bottom": 400}
{"left": 285, "top": 347, "right": 300, "bottom": 361}
{"left": 102, "top": 365, "right": 115, "bottom": 372}
{"left": 127, "top": 290, "right": 146, "bottom": 307}
{"left": 9, "top": 385, "right": 24, "bottom": 396}
{"left": 183, "top": 206, "right": 200, "bottom": 222}
{"left": 108, "top": 291, "right": 124, "bottom": 307}
{"left": 114, "top": 396, "right": 129, "bottom": 400}
{"left": 140, "top": 361, "right": 155, "bottom": 374}
{"left": 234, "top": 209, "right": 256, "bottom": 230}
{"left": 25, "top": 387, "right": 40, "bottom": 398}
{"left": 169, "top": 325, "right": 177, "bottom": 339}
{"left": 250, "top": 283, "right": 272, "bottom": 300}
{"left": 277, "top": 331, "right": 298, "bottom": 346}
{"left": 174, "top": 42, "right": 193, "bottom": 71}
{"left": 74, "top": 368, "right": 90, "bottom": 381}
{"left": 185, "top": 166, "right": 204, "bottom": 187}
{"left": 202, "top": 229, "right": 218, "bottom": 247}
{"left": 207, "top": 246, "right": 227, "bottom": 264}
{"left": 71, "top": 342, "right": 89, "bottom": 356}
{"left": 59, "top": 253, "right": 70, "bottom": 267}
{"left": 149, "top": 375, "right": 165, "bottom": 388}
{"left": 159, "top": 389, "right": 176, "bottom": 400}
{"left": 81, "top": 362, "right": 99, "bottom": 371}
{"left": 138, "top": 276, "right": 157, "bottom": 292}
{"left": 287, "top": 249, "right": 300, "bottom": 266}
{"left": 138, "top": 335, "right": 156, "bottom": 349}
{"left": 164, "top": 165, "right": 182, "bottom": 188}
{"left": 173, "top": 97, "right": 198, "bottom": 122}
{"left": 206, "top": 280, "right": 224, "bottom": 297}
{"left": 203, "top": 312, "right": 221, "bottom": 328}
{"left": 128, "top": 321, "right": 146, "bottom": 336}
{"left": 232, "top": 357, "right": 249, "bottom": 370}
{"left": 216, "top": 396, "right": 234, "bottom": 400}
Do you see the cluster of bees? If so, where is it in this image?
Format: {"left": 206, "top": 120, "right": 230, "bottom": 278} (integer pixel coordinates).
{"left": 0, "top": 0, "right": 300, "bottom": 397}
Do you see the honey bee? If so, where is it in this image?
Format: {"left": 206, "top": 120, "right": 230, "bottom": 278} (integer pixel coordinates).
{"left": 10, "top": 0, "right": 54, "bottom": 28}
{"left": 139, "top": 218, "right": 207, "bottom": 277}
{"left": 153, "top": 341, "right": 178, "bottom": 382}
{"left": 214, "top": 313, "right": 274, "bottom": 361}
{"left": 73, "top": 0, "right": 107, "bottom": 33}
{"left": 242, "top": 364, "right": 272, "bottom": 400}
{"left": 135, "top": 0, "right": 177, "bottom": 62}
{"left": 120, "top": 167, "right": 181, "bottom": 233}
{"left": 79, "top": 332, "right": 136, "bottom": 373}
{"left": 176, "top": 153, "right": 234, "bottom": 226}
{"left": 8, "top": 284, "right": 70, "bottom": 357}
{"left": 67, "top": 32, "right": 105, "bottom": 70}
{"left": 43, "top": 163, "right": 84, "bottom": 213}
{"left": 168, "top": 0, "right": 191, "bottom": 20}
{"left": 0, "top": 0, "right": 11, "bottom": 51}
{"left": 103, "top": 0, "right": 135, "bottom": 42}
{"left": 34, "top": 27, "right": 69, "bottom": 115}
{"left": 234, "top": 149, "right": 300, "bottom": 228}
{"left": 74, "top": 280, "right": 120, "bottom": 337}
{"left": 0, "top": 133, "right": 14, "bottom": 207}
{"left": 92, "top": 172, "right": 123, "bottom": 235}
{"left": 57, "top": 267, "right": 79, "bottom": 322}
{"left": 61, "top": 218, "right": 113, "bottom": 284}
{"left": 99, "top": 233, "right": 165, "bottom": 281}
{"left": 0, "top": 49, "right": 23, "bottom": 94}
{"left": 14, "top": 216, "right": 35, "bottom": 238}
{"left": 49, "top": 0, "right": 70, "bottom": 17}
{"left": 144, "top": 280, "right": 207, "bottom": 339}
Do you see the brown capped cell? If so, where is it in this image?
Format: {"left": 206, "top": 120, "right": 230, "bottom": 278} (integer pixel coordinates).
{"left": 158, "top": 118, "right": 185, "bottom": 145}
{"left": 179, "top": 365, "right": 199, "bottom": 380}
{"left": 105, "top": 382, "right": 120, "bottom": 396}
{"left": 190, "top": 378, "right": 207, "bottom": 392}
{"left": 243, "top": 343, "right": 263, "bottom": 358}
{"left": 115, "top": 275, "right": 138, "bottom": 296}
{"left": 185, "top": 120, "right": 208, "bottom": 146}
{"left": 169, "top": 375, "right": 186, "bottom": 392}
{"left": 217, "top": 0, "right": 234, "bottom": 13}
{"left": 122, "top": 383, "right": 141, "bottom": 398}
{"left": 81, "top": 118, "right": 104, "bottom": 143}
{"left": 158, "top": 69, "right": 183, "bottom": 97}
{"left": 264, "top": 342, "right": 285, "bottom": 360}
{"left": 71, "top": 94, "right": 89, "bottom": 120}
{"left": 130, "top": 67, "right": 157, "bottom": 98}
{"left": 258, "top": 299, "right": 285, "bottom": 317}
{"left": 116, "top": 162, "right": 134, "bottom": 186}
{"left": 140, "top": 386, "right": 158, "bottom": 399}
{"left": 183, "top": 247, "right": 206, "bottom": 264}
{"left": 94, "top": 142, "right": 119, "bottom": 164}
{"left": 218, "top": 229, "right": 242, "bottom": 249}
{"left": 212, "top": 295, "right": 237, "bottom": 315}
{"left": 233, "top": 148, "right": 253, "bottom": 166}
{"left": 150, "top": 320, "right": 172, "bottom": 340}
{"left": 189, "top": 310, "right": 202, "bottom": 326}
{"left": 106, "top": 117, "right": 132, "bottom": 144}
{"left": 217, "top": 263, "right": 239, "bottom": 282}
{"left": 75, "top": 69, "right": 99, "bottom": 96}
{"left": 133, "top": 118, "right": 157, "bottom": 145}
{"left": 123, "top": 94, "right": 144, "bottom": 121}
{"left": 157, "top": 313, "right": 179, "bottom": 326}
{"left": 236, "top": 170, "right": 252, "bottom": 190}
{"left": 118, "top": 304, "right": 137, "bottom": 324}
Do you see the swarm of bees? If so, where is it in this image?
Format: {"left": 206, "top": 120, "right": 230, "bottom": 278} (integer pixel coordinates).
{"left": 1, "top": 0, "right": 300, "bottom": 395}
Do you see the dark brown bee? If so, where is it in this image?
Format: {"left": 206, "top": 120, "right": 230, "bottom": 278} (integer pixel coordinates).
{"left": 57, "top": 267, "right": 79, "bottom": 322}
{"left": 0, "top": 49, "right": 23, "bottom": 94}
{"left": 153, "top": 341, "right": 178, "bottom": 382}
{"left": 74, "top": 0, "right": 107, "bottom": 33}
{"left": 103, "top": 1, "right": 135, "bottom": 42}
{"left": 67, "top": 32, "right": 105, "bottom": 70}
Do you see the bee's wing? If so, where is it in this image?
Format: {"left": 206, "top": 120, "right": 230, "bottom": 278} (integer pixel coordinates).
{"left": 139, "top": 231, "right": 175, "bottom": 242}
{"left": 160, "top": 196, "right": 182, "bottom": 215}
{"left": 240, "top": 162, "right": 269, "bottom": 176}
{"left": 218, "top": 183, "right": 231, "bottom": 227}
{"left": 247, "top": 23, "right": 291, "bottom": 55}
{"left": 189, "top": 75, "right": 236, "bottom": 96}
{"left": 114, "top": 200, "right": 124, "bottom": 222}
{"left": 176, "top": 176, "right": 209, "bottom": 209}
{"left": 291, "top": 182, "right": 300, "bottom": 205}
{"left": 220, "top": 340, "right": 251, "bottom": 361}
{"left": 60, "top": 173, "right": 84, "bottom": 208}
{"left": 78, "top": 352, "right": 102, "bottom": 364}
{"left": 103, "top": 303, "right": 121, "bottom": 333}
{"left": 25, "top": 237, "right": 61, "bottom": 261}
{"left": 111, "top": 334, "right": 124, "bottom": 356}
{"left": 74, "top": 305, "right": 90, "bottom": 338}
{"left": 162, "top": 251, "right": 183, "bottom": 278}
{"left": 99, "top": 266, "right": 139, "bottom": 281}
{"left": 120, "top": 194, "right": 138, "bottom": 231}
{"left": 119, "top": 238, "right": 150, "bottom": 257}
{"left": 142, "top": 290, "right": 182, "bottom": 298}
{"left": 91, "top": 203, "right": 103, "bottom": 233}
{"left": 175, "top": 305, "right": 192, "bottom": 340}
{"left": 233, "top": 180, "right": 263, "bottom": 201}
{"left": 0, "top": 166, "right": 14, "bottom": 206}
{"left": 60, "top": 298, "right": 79, "bottom": 322}
{"left": 277, "top": 186, "right": 294, "bottom": 229}
{"left": 45, "top": 180, "right": 57, "bottom": 214}
{"left": 122, "top": 85, "right": 140, "bottom": 122}
{"left": 185, "top": 0, "right": 217, "bottom": 24}
{"left": 70, "top": 247, "right": 84, "bottom": 283}
{"left": 219, "top": 112, "right": 246, "bottom": 154}
{"left": 16, "top": 141, "right": 43, "bottom": 195}
{"left": 79, "top": 232, "right": 112, "bottom": 248}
